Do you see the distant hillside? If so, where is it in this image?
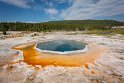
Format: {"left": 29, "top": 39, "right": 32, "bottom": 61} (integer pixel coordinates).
{"left": 48, "top": 20, "right": 123, "bottom": 25}
{"left": 0, "top": 20, "right": 124, "bottom": 31}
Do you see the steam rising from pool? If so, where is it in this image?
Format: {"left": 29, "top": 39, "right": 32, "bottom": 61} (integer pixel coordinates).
{"left": 36, "top": 40, "right": 88, "bottom": 54}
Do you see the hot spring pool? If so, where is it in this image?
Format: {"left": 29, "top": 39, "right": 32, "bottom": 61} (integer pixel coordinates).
{"left": 36, "top": 40, "right": 87, "bottom": 54}
{"left": 13, "top": 40, "right": 104, "bottom": 67}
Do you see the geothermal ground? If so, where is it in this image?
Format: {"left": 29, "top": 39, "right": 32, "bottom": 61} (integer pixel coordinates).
{"left": 0, "top": 31, "right": 124, "bottom": 83}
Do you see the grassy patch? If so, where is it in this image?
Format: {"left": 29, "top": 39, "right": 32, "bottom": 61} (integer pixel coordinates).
{"left": 83, "top": 29, "right": 124, "bottom": 35}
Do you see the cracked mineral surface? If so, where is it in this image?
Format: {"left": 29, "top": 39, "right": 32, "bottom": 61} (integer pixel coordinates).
{"left": 0, "top": 31, "right": 124, "bottom": 83}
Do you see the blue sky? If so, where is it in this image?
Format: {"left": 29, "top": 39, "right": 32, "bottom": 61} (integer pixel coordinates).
{"left": 0, "top": 0, "right": 124, "bottom": 22}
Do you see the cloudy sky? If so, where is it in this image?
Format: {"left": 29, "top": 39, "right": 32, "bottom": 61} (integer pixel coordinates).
{"left": 0, "top": 0, "right": 124, "bottom": 22}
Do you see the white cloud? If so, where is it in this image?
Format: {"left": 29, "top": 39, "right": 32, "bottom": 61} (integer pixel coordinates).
{"left": 45, "top": 8, "right": 58, "bottom": 15}
{"left": 1, "top": 0, "right": 123, "bottom": 20}
{"left": 61, "top": 0, "right": 124, "bottom": 20}
{"left": 0, "top": 0, "right": 34, "bottom": 8}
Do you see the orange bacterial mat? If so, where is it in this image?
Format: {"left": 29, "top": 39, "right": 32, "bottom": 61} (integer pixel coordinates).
{"left": 13, "top": 43, "right": 105, "bottom": 67}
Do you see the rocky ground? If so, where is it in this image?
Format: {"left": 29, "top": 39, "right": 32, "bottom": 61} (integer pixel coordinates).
{"left": 0, "top": 31, "right": 124, "bottom": 83}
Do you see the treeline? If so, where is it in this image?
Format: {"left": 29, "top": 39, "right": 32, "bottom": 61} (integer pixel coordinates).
{"left": 0, "top": 20, "right": 124, "bottom": 32}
